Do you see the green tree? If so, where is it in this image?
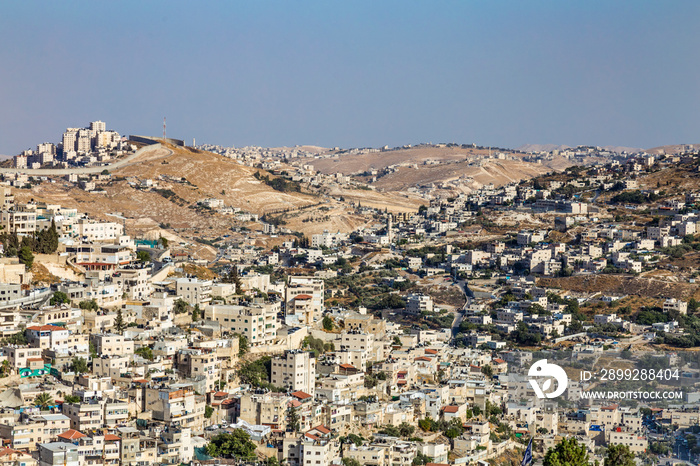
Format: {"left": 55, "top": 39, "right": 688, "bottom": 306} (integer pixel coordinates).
{"left": 34, "top": 392, "right": 53, "bottom": 410}
{"left": 205, "top": 430, "right": 257, "bottom": 458}
{"left": 192, "top": 304, "right": 201, "bottom": 322}
{"left": 322, "top": 315, "right": 334, "bottom": 331}
{"left": 64, "top": 394, "right": 81, "bottom": 403}
{"left": 543, "top": 437, "right": 590, "bottom": 466}
{"left": 79, "top": 299, "right": 99, "bottom": 311}
{"left": 136, "top": 250, "right": 151, "bottom": 263}
{"left": 0, "top": 360, "right": 10, "bottom": 377}
{"left": 238, "top": 334, "right": 249, "bottom": 357}
{"left": 398, "top": 422, "right": 415, "bottom": 437}
{"left": 604, "top": 444, "right": 635, "bottom": 466}
{"left": 224, "top": 264, "right": 243, "bottom": 294}
{"left": 342, "top": 459, "right": 362, "bottom": 466}
{"left": 114, "top": 308, "right": 126, "bottom": 334}
{"left": 135, "top": 346, "right": 154, "bottom": 361}
{"left": 482, "top": 365, "right": 493, "bottom": 378}
{"left": 287, "top": 405, "right": 300, "bottom": 433}
{"left": 173, "top": 298, "right": 189, "bottom": 314}
{"left": 205, "top": 405, "right": 214, "bottom": 419}
{"left": 50, "top": 291, "right": 69, "bottom": 306}
{"left": 159, "top": 236, "right": 169, "bottom": 248}
{"left": 71, "top": 357, "right": 88, "bottom": 375}
{"left": 18, "top": 246, "right": 33, "bottom": 269}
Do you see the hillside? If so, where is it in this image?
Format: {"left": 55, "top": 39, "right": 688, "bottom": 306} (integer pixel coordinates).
{"left": 310, "top": 145, "right": 495, "bottom": 175}
{"left": 645, "top": 143, "right": 700, "bottom": 155}
{"left": 309, "top": 145, "right": 576, "bottom": 194}
{"left": 12, "top": 145, "right": 332, "bottom": 238}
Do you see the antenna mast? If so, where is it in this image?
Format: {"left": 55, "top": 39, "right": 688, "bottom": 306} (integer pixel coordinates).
{"left": 163, "top": 117, "right": 166, "bottom": 141}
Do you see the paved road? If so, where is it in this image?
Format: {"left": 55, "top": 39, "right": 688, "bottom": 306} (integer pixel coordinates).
{"left": 451, "top": 279, "right": 471, "bottom": 337}
{"left": 0, "top": 144, "right": 172, "bottom": 175}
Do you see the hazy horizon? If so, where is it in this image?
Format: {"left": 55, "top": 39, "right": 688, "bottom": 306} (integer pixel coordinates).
{"left": 1, "top": 1, "right": 699, "bottom": 155}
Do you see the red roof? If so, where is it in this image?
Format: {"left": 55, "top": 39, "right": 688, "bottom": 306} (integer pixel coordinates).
{"left": 213, "top": 391, "right": 228, "bottom": 397}
{"left": 339, "top": 364, "right": 356, "bottom": 370}
{"left": 58, "top": 429, "right": 86, "bottom": 440}
{"left": 310, "top": 425, "right": 331, "bottom": 434}
{"left": 27, "top": 358, "right": 44, "bottom": 362}
{"left": 493, "top": 358, "right": 506, "bottom": 364}
{"left": 104, "top": 434, "right": 120, "bottom": 441}
{"left": 443, "top": 405, "right": 459, "bottom": 414}
{"left": 294, "top": 294, "right": 312, "bottom": 300}
{"left": 291, "top": 391, "right": 313, "bottom": 400}
{"left": 414, "top": 357, "right": 431, "bottom": 362}
{"left": 27, "top": 325, "right": 67, "bottom": 332}
{"left": 0, "top": 448, "right": 26, "bottom": 458}
{"left": 425, "top": 348, "right": 438, "bottom": 354}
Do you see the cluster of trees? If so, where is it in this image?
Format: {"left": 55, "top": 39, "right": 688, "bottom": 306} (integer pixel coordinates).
{"left": 658, "top": 313, "right": 700, "bottom": 347}
{"left": 366, "top": 293, "right": 406, "bottom": 311}
{"left": 79, "top": 299, "right": 99, "bottom": 311}
{"left": 364, "top": 370, "right": 388, "bottom": 389}
{"left": 205, "top": 430, "right": 257, "bottom": 459}
{"left": 610, "top": 190, "right": 660, "bottom": 205}
{"left": 253, "top": 172, "right": 303, "bottom": 193}
{"left": 237, "top": 356, "right": 282, "bottom": 391}
{"left": 512, "top": 321, "right": 542, "bottom": 346}
{"left": 50, "top": 291, "right": 70, "bottom": 306}
{"left": 377, "top": 422, "right": 415, "bottom": 438}
{"left": 418, "top": 417, "right": 465, "bottom": 439}
{"left": 1, "top": 221, "right": 59, "bottom": 259}
{"left": 302, "top": 335, "right": 334, "bottom": 357}
{"left": 543, "top": 437, "right": 635, "bottom": 466}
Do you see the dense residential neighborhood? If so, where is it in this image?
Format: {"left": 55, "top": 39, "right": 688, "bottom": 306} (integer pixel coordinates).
{"left": 0, "top": 131, "right": 697, "bottom": 466}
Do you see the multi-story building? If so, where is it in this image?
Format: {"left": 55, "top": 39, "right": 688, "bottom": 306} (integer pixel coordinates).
{"left": 206, "top": 302, "right": 279, "bottom": 346}
{"left": 142, "top": 385, "right": 206, "bottom": 432}
{"left": 62, "top": 399, "right": 128, "bottom": 431}
{"left": 0, "top": 413, "right": 70, "bottom": 451}
{"left": 663, "top": 298, "right": 688, "bottom": 315}
{"left": 270, "top": 350, "right": 316, "bottom": 396}
{"left": 38, "top": 442, "right": 79, "bottom": 466}
{"left": 66, "top": 244, "right": 132, "bottom": 271}
{"left": 174, "top": 349, "right": 220, "bottom": 393}
{"left": 285, "top": 276, "right": 324, "bottom": 325}
{"left": 115, "top": 427, "right": 157, "bottom": 466}
{"left": 175, "top": 278, "right": 212, "bottom": 306}
{"left": 74, "top": 219, "right": 124, "bottom": 242}
{"left": 237, "top": 392, "right": 290, "bottom": 430}
{"left": 405, "top": 294, "right": 433, "bottom": 315}
{"left": 92, "top": 356, "right": 130, "bottom": 379}
{"left": 0, "top": 208, "right": 37, "bottom": 237}
{"left": 26, "top": 325, "right": 69, "bottom": 351}
{"left": 89, "top": 334, "right": 134, "bottom": 357}
{"left": 53, "top": 429, "right": 120, "bottom": 466}
{"left": 62, "top": 129, "right": 79, "bottom": 154}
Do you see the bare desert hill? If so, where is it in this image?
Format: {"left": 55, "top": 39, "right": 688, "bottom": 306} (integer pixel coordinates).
{"left": 645, "top": 143, "right": 700, "bottom": 155}
{"left": 309, "top": 145, "right": 495, "bottom": 175}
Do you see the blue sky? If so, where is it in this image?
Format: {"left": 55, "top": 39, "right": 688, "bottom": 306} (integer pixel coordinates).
{"left": 1, "top": 1, "right": 698, "bottom": 154}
